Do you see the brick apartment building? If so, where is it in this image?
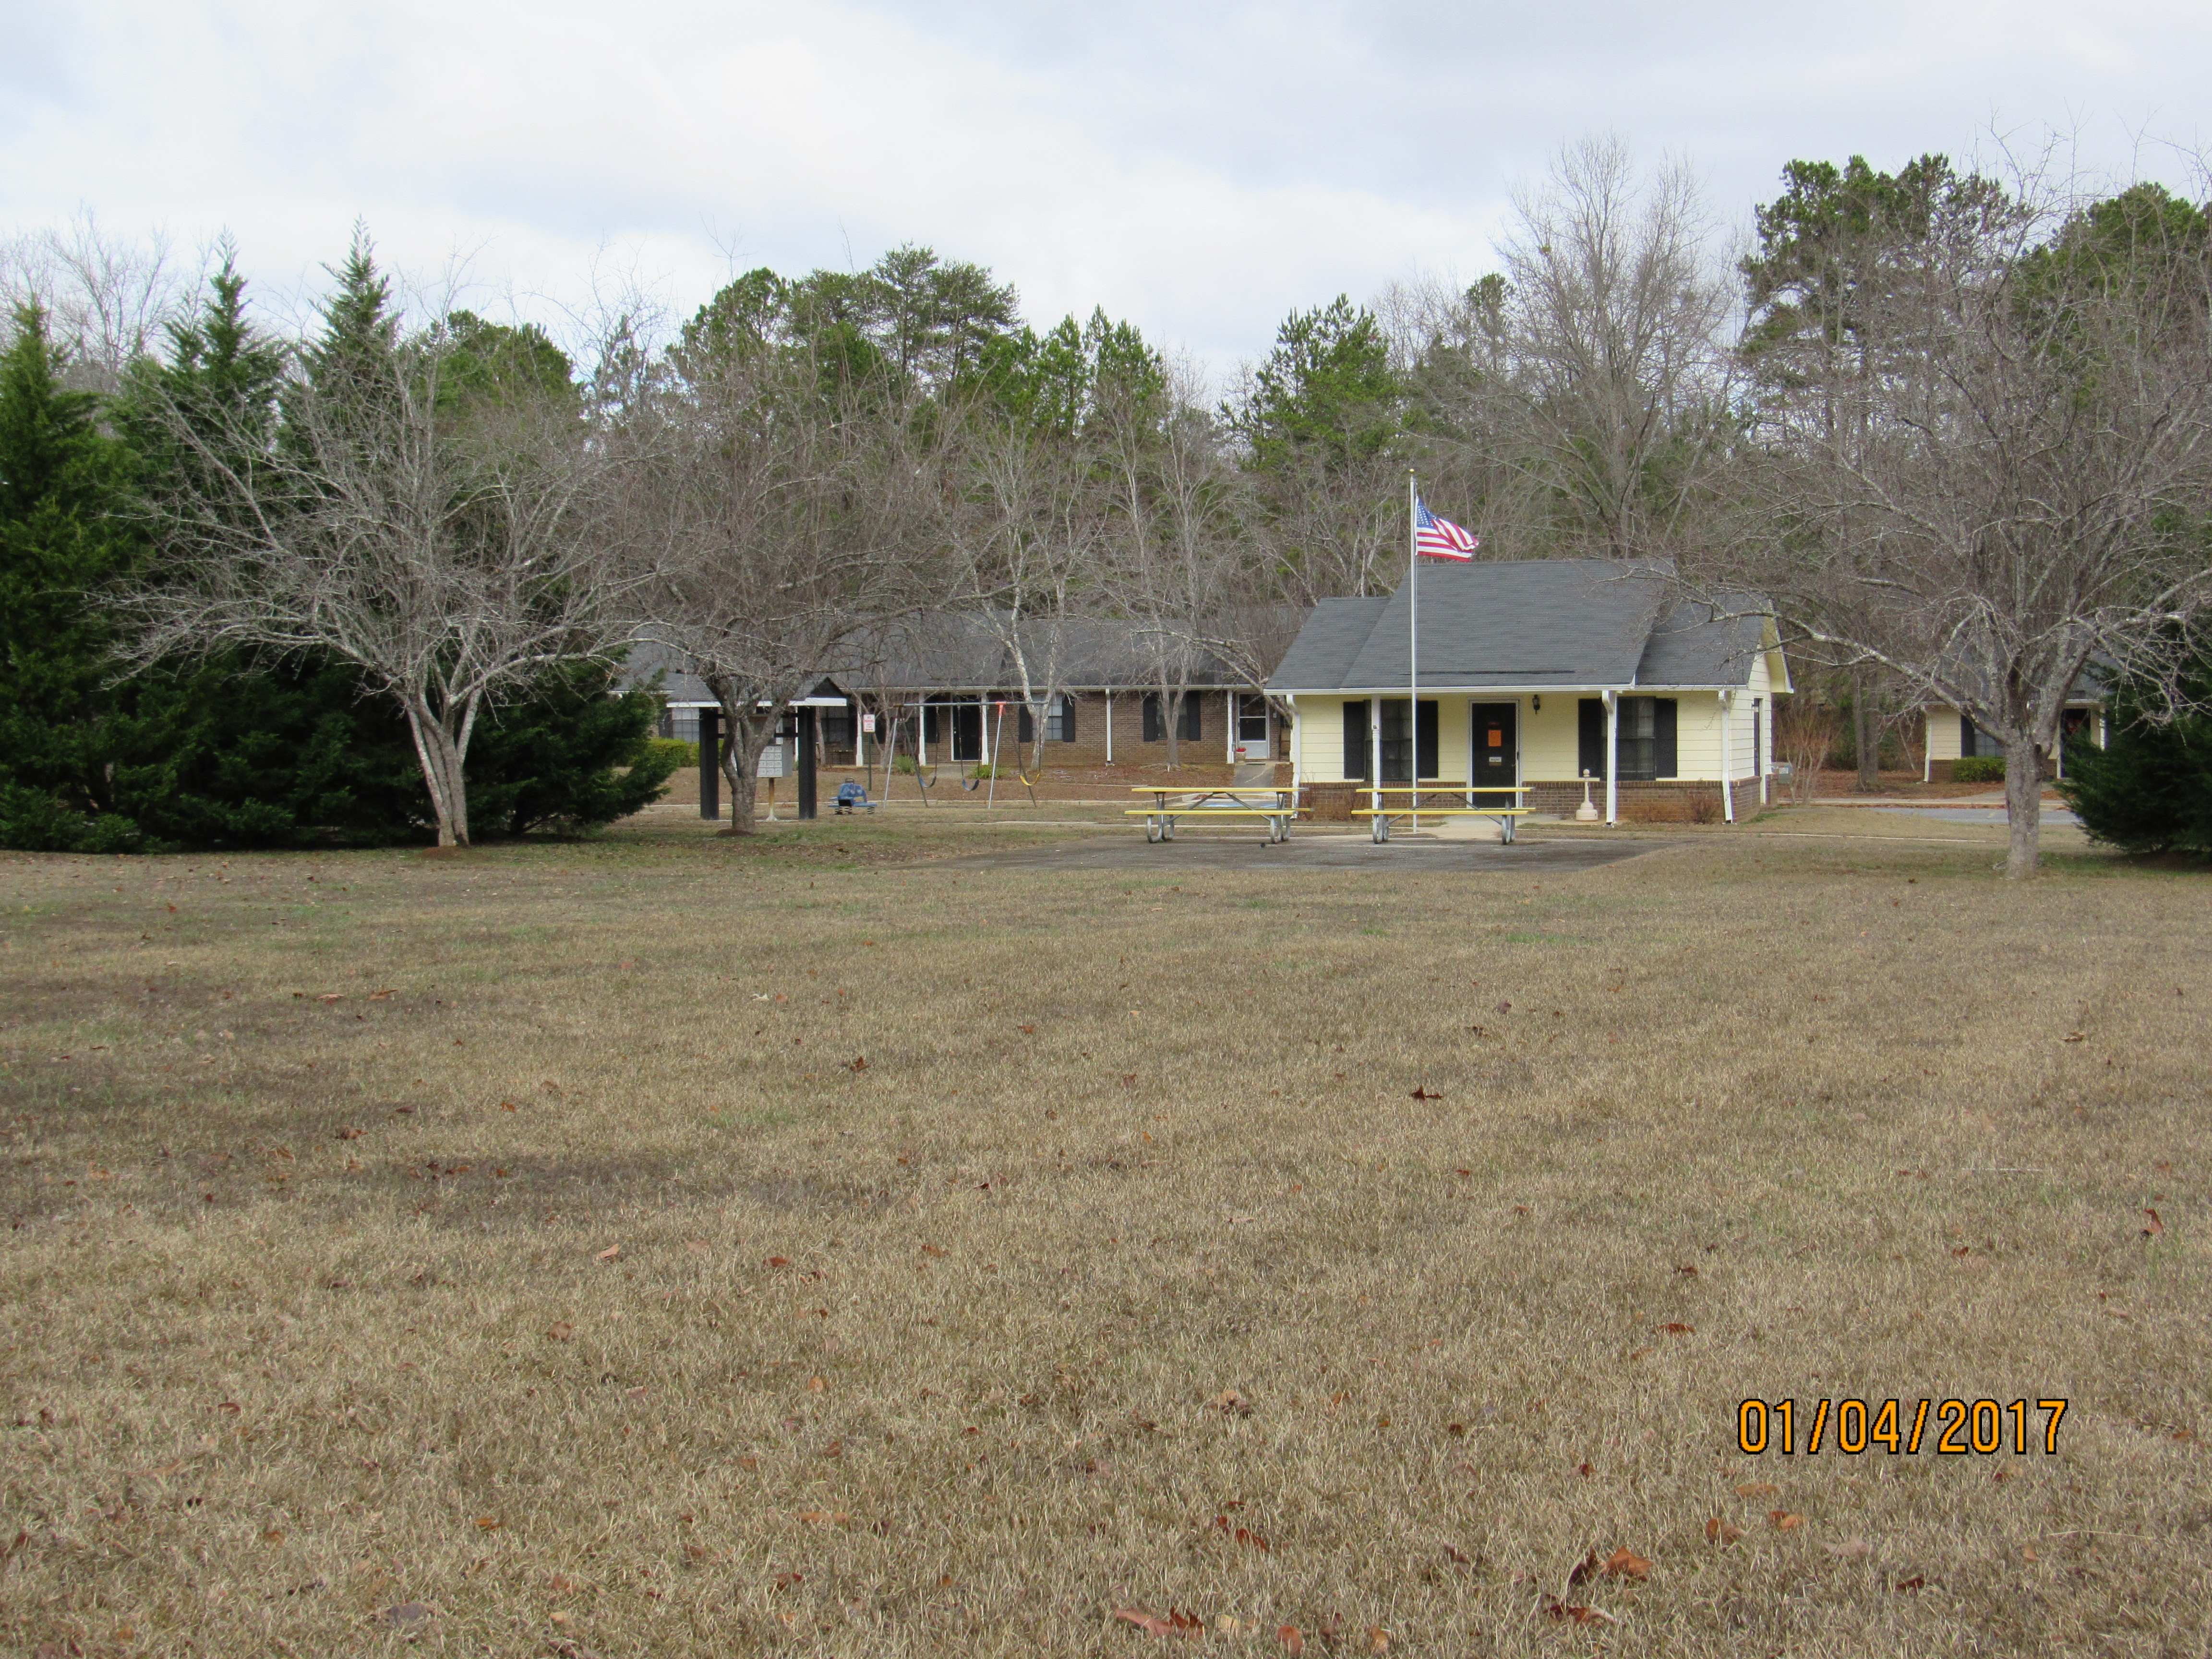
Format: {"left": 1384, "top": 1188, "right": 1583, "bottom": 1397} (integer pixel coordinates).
{"left": 632, "top": 612, "right": 1299, "bottom": 772}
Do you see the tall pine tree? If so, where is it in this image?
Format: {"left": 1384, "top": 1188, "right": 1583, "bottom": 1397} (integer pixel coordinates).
{"left": 0, "top": 303, "right": 145, "bottom": 851}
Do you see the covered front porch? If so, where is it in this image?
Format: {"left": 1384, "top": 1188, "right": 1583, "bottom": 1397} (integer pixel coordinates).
{"left": 1284, "top": 688, "right": 1777, "bottom": 826}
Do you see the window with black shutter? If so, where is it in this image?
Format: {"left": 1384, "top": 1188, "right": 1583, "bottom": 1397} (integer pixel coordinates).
{"left": 1054, "top": 694, "right": 1076, "bottom": 742}
{"left": 1577, "top": 698, "right": 1605, "bottom": 778}
{"left": 1142, "top": 693, "right": 1162, "bottom": 742}
{"left": 1342, "top": 700, "right": 1370, "bottom": 780}
{"left": 1018, "top": 703, "right": 1033, "bottom": 745}
{"left": 1653, "top": 697, "right": 1677, "bottom": 778}
{"left": 1180, "top": 694, "right": 1202, "bottom": 741}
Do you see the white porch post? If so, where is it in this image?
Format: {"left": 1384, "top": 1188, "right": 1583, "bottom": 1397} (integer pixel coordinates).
{"left": 1226, "top": 693, "right": 1236, "bottom": 764}
{"left": 1718, "top": 689, "right": 1735, "bottom": 823}
{"left": 1756, "top": 697, "right": 1769, "bottom": 805}
{"left": 1286, "top": 697, "right": 1301, "bottom": 793}
{"left": 1604, "top": 690, "right": 1619, "bottom": 826}
{"left": 1105, "top": 690, "right": 1113, "bottom": 763}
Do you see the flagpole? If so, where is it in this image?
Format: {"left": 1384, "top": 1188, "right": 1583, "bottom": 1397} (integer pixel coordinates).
{"left": 1407, "top": 468, "right": 1419, "bottom": 833}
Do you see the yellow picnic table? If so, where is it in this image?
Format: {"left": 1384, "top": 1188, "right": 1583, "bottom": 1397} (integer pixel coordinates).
{"left": 1125, "top": 785, "right": 1301, "bottom": 845}
{"left": 1351, "top": 785, "right": 1537, "bottom": 844}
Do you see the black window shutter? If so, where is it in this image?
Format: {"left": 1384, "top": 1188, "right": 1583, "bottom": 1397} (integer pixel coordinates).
{"left": 1654, "top": 698, "right": 1678, "bottom": 777}
{"left": 1018, "top": 703, "right": 1034, "bottom": 744}
{"left": 1417, "top": 700, "right": 1438, "bottom": 778}
{"left": 1578, "top": 698, "right": 1605, "bottom": 778}
{"left": 1959, "top": 711, "right": 1978, "bottom": 758}
{"left": 924, "top": 703, "right": 941, "bottom": 746}
{"left": 1059, "top": 695, "right": 1076, "bottom": 743}
{"left": 1181, "top": 693, "right": 1202, "bottom": 741}
{"left": 1343, "top": 700, "right": 1370, "bottom": 780}
{"left": 1142, "top": 694, "right": 1162, "bottom": 743}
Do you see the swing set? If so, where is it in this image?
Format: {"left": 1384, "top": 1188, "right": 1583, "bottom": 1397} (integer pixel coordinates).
{"left": 865, "top": 697, "right": 1041, "bottom": 807}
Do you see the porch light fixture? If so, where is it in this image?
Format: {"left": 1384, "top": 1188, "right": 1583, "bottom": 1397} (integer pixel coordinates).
{"left": 1531, "top": 695, "right": 1541, "bottom": 712}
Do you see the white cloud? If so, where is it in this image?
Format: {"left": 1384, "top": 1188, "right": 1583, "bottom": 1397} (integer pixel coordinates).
{"left": 3, "top": 0, "right": 2204, "bottom": 378}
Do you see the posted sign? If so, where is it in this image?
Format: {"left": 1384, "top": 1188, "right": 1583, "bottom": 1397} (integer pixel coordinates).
{"left": 757, "top": 741, "right": 786, "bottom": 780}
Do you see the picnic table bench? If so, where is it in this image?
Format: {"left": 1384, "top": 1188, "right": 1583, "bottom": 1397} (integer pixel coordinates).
{"left": 1125, "top": 785, "right": 1300, "bottom": 845}
{"left": 1353, "top": 786, "right": 1537, "bottom": 844}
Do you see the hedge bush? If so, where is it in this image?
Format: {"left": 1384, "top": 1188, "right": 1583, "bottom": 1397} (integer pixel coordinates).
{"left": 1952, "top": 756, "right": 2006, "bottom": 783}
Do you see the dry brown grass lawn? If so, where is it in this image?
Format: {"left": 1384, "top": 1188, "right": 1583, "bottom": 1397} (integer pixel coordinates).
{"left": 1, "top": 817, "right": 2206, "bottom": 1656}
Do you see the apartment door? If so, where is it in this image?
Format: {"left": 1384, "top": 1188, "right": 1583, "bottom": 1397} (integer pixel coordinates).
{"left": 1470, "top": 702, "right": 1519, "bottom": 805}
{"left": 1235, "top": 694, "right": 1271, "bottom": 760}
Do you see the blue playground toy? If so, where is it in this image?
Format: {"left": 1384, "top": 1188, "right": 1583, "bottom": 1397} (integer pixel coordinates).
{"left": 833, "top": 781, "right": 877, "bottom": 815}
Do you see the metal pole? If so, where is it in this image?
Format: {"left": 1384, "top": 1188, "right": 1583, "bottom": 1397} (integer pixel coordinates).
{"left": 1407, "top": 469, "right": 1419, "bottom": 832}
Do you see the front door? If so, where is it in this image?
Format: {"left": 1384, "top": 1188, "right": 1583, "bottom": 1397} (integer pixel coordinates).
{"left": 951, "top": 700, "right": 983, "bottom": 763}
{"left": 1470, "top": 702, "right": 1518, "bottom": 805}
{"left": 1235, "top": 694, "right": 1270, "bottom": 760}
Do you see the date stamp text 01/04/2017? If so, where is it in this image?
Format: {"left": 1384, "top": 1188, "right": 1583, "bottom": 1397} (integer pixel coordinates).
{"left": 1738, "top": 1399, "right": 2068, "bottom": 1456}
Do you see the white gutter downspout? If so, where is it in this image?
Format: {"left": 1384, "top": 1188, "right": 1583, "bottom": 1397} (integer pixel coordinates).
{"left": 1604, "top": 690, "right": 1619, "bottom": 826}
{"left": 1718, "top": 689, "right": 1735, "bottom": 823}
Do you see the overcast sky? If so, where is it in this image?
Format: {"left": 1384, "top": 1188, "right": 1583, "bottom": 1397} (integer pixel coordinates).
{"left": 5, "top": 0, "right": 2206, "bottom": 376}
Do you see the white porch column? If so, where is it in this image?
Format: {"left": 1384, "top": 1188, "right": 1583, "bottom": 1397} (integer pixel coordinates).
{"left": 1718, "top": 689, "right": 1735, "bottom": 823}
{"left": 1756, "top": 697, "right": 1769, "bottom": 805}
{"left": 1604, "top": 690, "right": 1619, "bottom": 826}
{"left": 1226, "top": 693, "right": 1236, "bottom": 763}
{"left": 1105, "top": 691, "right": 1114, "bottom": 763}
{"left": 1286, "top": 697, "right": 1301, "bottom": 793}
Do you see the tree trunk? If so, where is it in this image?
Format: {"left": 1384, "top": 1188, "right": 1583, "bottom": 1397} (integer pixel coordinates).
{"left": 2003, "top": 731, "right": 2044, "bottom": 879}
{"left": 1162, "top": 685, "right": 1180, "bottom": 768}
{"left": 719, "top": 702, "right": 773, "bottom": 835}
{"left": 1852, "top": 666, "right": 1880, "bottom": 793}
{"left": 401, "top": 699, "right": 471, "bottom": 847}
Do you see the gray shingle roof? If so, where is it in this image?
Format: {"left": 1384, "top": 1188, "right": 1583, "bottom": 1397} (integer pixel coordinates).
{"left": 1634, "top": 596, "right": 1772, "bottom": 687}
{"left": 1271, "top": 561, "right": 1705, "bottom": 692}
{"left": 621, "top": 613, "right": 1293, "bottom": 705}
{"left": 1268, "top": 561, "right": 1779, "bottom": 693}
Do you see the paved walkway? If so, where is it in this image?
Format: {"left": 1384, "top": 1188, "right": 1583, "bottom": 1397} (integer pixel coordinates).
{"left": 946, "top": 832, "right": 1676, "bottom": 873}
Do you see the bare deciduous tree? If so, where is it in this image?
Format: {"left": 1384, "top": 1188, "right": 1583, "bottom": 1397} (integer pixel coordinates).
{"left": 1404, "top": 137, "right": 1739, "bottom": 564}
{"left": 625, "top": 349, "right": 931, "bottom": 832}
{"left": 1732, "top": 165, "right": 2212, "bottom": 875}
{"left": 1, "top": 212, "right": 191, "bottom": 389}
{"left": 120, "top": 322, "right": 636, "bottom": 847}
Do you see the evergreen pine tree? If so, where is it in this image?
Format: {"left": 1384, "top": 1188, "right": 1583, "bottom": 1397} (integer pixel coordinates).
{"left": 0, "top": 303, "right": 145, "bottom": 851}
{"left": 2058, "top": 648, "right": 2212, "bottom": 858}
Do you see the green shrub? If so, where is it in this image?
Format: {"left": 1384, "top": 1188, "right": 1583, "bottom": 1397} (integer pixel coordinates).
{"left": 1952, "top": 756, "right": 2006, "bottom": 783}
{"left": 638, "top": 737, "right": 698, "bottom": 771}
{"left": 2058, "top": 644, "right": 2212, "bottom": 856}
{"left": 891, "top": 754, "right": 917, "bottom": 774}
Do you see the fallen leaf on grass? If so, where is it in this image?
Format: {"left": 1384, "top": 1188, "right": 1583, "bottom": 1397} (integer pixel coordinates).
{"left": 1366, "top": 1628, "right": 1390, "bottom": 1652}
{"left": 1602, "top": 1547, "right": 1651, "bottom": 1580}
{"left": 1276, "top": 1627, "right": 1304, "bottom": 1655}
{"left": 595, "top": 1245, "right": 620, "bottom": 1262}
{"left": 1114, "top": 1606, "right": 1201, "bottom": 1637}
{"left": 546, "top": 1322, "right": 577, "bottom": 1342}
{"left": 334, "top": 1127, "right": 364, "bottom": 1141}
{"left": 369, "top": 988, "right": 396, "bottom": 1000}
{"left": 475, "top": 1516, "right": 501, "bottom": 1531}
{"left": 1209, "top": 1388, "right": 1254, "bottom": 1417}
{"left": 1770, "top": 1511, "right": 1804, "bottom": 1531}
{"left": 1442, "top": 1544, "right": 1471, "bottom": 1564}
{"left": 849, "top": 1056, "right": 868, "bottom": 1072}
{"left": 380, "top": 1602, "right": 433, "bottom": 1628}
{"left": 806, "top": 1375, "right": 829, "bottom": 1392}
{"left": 1736, "top": 1482, "right": 1776, "bottom": 1497}
{"left": 1409, "top": 1086, "right": 1441, "bottom": 1100}
{"left": 1894, "top": 1575, "right": 1924, "bottom": 1592}
{"left": 1543, "top": 1599, "right": 1615, "bottom": 1625}
{"left": 1705, "top": 1517, "right": 1743, "bottom": 1544}
{"left": 1656, "top": 1322, "right": 1694, "bottom": 1335}
{"left": 1823, "top": 1538, "right": 1870, "bottom": 1560}
{"left": 765, "top": 1256, "right": 792, "bottom": 1268}
{"left": 1567, "top": 1549, "right": 1601, "bottom": 1588}
{"left": 2143, "top": 1209, "right": 2165, "bottom": 1238}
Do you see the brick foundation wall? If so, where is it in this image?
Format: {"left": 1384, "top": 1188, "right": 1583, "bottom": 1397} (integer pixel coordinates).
{"left": 1301, "top": 777, "right": 1768, "bottom": 823}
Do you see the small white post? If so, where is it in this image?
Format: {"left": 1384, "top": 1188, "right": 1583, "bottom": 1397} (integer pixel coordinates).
{"left": 1105, "top": 690, "right": 1114, "bottom": 763}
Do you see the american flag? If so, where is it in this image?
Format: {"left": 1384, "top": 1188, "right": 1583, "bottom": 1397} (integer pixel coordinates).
{"left": 1415, "top": 497, "right": 1479, "bottom": 559}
